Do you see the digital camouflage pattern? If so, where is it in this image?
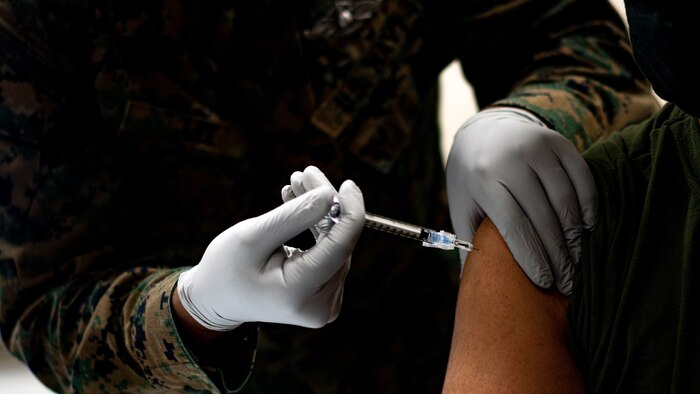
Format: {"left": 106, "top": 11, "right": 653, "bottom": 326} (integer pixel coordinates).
{"left": 0, "top": 0, "right": 657, "bottom": 392}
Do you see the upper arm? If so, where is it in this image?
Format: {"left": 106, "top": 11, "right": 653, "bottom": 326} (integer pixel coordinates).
{"left": 442, "top": 217, "right": 584, "bottom": 393}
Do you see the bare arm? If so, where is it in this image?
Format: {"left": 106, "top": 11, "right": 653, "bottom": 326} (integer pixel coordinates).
{"left": 443, "top": 217, "right": 585, "bottom": 393}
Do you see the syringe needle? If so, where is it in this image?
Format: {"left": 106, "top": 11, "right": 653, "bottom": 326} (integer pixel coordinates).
{"left": 454, "top": 238, "right": 478, "bottom": 252}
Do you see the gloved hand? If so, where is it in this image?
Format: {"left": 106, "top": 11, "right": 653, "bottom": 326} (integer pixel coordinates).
{"left": 446, "top": 107, "right": 597, "bottom": 294}
{"left": 177, "top": 166, "right": 365, "bottom": 331}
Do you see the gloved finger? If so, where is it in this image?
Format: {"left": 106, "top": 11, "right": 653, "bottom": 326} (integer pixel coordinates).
{"left": 557, "top": 251, "right": 575, "bottom": 295}
{"left": 446, "top": 163, "right": 476, "bottom": 265}
{"left": 460, "top": 203, "right": 485, "bottom": 267}
{"left": 291, "top": 166, "right": 338, "bottom": 195}
{"left": 289, "top": 273, "right": 344, "bottom": 328}
{"left": 484, "top": 182, "right": 553, "bottom": 289}
{"left": 301, "top": 167, "right": 340, "bottom": 239}
{"left": 301, "top": 166, "right": 337, "bottom": 192}
{"left": 514, "top": 172, "right": 581, "bottom": 295}
{"left": 287, "top": 180, "right": 364, "bottom": 287}
{"left": 530, "top": 150, "right": 584, "bottom": 265}
{"left": 244, "top": 185, "right": 335, "bottom": 252}
{"left": 553, "top": 137, "right": 598, "bottom": 230}
{"left": 281, "top": 184, "right": 296, "bottom": 202}
{"left": 447, "top": 196, "right": 482, "bottom": 267}
{"left": 446, "top": 170, "right": 484, "bottom": 266}
{"left": 258, "top": 245, "right": 334, "bottom": 328}
{"left": 290, "top": 170, "right": 307, "bottom": 196}
{"left": 280, "top": 246, "right": 350, "bottom": 328}
{"left": 501, "top": 165, "right": 573, "bottom": 292}
{"left": 290, "top": 168, "right": 336, "bottom": 239}
{"left": 282, "top": 183, "right": 322, "bottom": 239}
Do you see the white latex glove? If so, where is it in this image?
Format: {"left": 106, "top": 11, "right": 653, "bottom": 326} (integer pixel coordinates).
{"left": 446, "top": 107, "right": 597, "bottom": 295}
{"left": 177, "top": 166, "right": 365, "bottom": 331}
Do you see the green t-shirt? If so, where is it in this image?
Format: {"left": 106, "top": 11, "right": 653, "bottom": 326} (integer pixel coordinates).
{"left": 568, "top": 103, "right": 700, "bottom": 392}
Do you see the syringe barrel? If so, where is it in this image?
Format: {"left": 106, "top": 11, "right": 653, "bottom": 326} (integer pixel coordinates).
{"left": 364, "top": 212, "right": 423, "bottom": 239}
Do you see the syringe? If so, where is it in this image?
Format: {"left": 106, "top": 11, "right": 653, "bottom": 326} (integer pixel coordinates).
{"left": 363, "top": 212, "right": 476, "bottom": 252}
{"left": 321, "top": 200, "right": 475, "bottom": 252}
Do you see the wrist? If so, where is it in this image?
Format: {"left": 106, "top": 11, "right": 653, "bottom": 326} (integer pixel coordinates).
{"left": 172, "top": 283, "right": 259, "bottom": 387}
{"left": 176, "top": 269, "right": 243, "bottom": 331}
{"left": 172, "top": 284, "right": 228, "bottom": 348}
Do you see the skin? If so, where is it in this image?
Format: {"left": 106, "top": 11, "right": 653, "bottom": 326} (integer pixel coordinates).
{"left": 442, "top": 218, "right": 585, "bottom": 393}
{"left": 172, "top": 289, "right": 226, "bottom": 349}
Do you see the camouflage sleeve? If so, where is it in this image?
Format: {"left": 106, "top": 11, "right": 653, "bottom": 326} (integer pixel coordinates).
{"left": 0, "top": 3, "right": 255, "bottom": 393}
{"left": 4, "top": 267, "right": 257, "bottom": 393}
{"left": 442, "top": 0, "right": 659, "bottom": 151}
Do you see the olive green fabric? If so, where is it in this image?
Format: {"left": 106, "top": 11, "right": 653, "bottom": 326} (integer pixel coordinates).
{"left": 568, "top": 103, "right": 700, "bottom": 392}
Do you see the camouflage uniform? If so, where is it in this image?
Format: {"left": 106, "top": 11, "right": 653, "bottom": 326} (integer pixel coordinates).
{"left": 0, "top": 0, "right": 657, "bottom": 392}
